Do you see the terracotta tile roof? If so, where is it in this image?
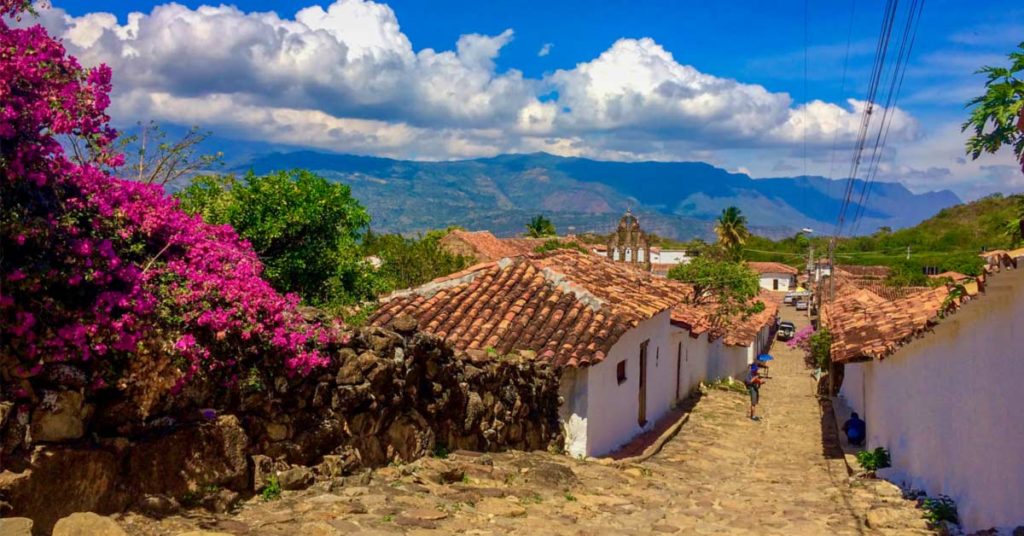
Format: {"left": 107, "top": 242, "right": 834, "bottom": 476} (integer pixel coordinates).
{"left": 929, "top": 271, "right": 971, "bottom": 282}
{"left": 980, "top": 250, "right": 1018, "bottom": 273}
{"left": 822, "top": 283, "right": 963, "bottom": 363}
{"left": 834, "top": 264, "right": 891, "bottom": 280}
{"left": 669, "top": 290, "right": 780, "bottom": 347}
{"left": 438, "top": 230, "right": 542, "bottom": 262}
{"left": 369, "top": 251, "right": 695, "bottom": 368}
{"left": 747, "top": 261, "right": 798, "bottom": 275}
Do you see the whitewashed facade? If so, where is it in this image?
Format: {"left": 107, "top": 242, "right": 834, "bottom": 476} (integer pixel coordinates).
{"left": 837, "top": 268, "right": 1024, "bottom": 533}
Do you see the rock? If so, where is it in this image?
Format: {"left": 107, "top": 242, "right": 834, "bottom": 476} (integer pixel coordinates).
{"left": 522, "top": 462, "right": 577, "bottom": 488}
{"left": 335, "top": 349, "right": 364, "bottom": 385}
{"left": 30, "top": 390, "right": 91, "bottom": 442}
{"left": 127, "top": 415, "right": 249, "bottom": 498}
{"left": 390, "top": 315, "right": 418, "bottom": 334}
{"left": 0, "top": 517, "right": 33, "bottom": 536}
{"left": 201, "top": 489, "right": 240, "bottom": 514}
{"left": 176, "top": 532, "right": 235, "bottom": 536}
{"left": 277, "top": 466, "right": 314, "bottom": 490}
{"left": 0, "top": 447, "right": 126, "bottom": 534}
{"left": 1013, "top": 527, "right": 1024, "bottom": 536}
{"left": 475, "top": 497, "right": 527, "bottom": 518}
{"left": 403, "top": 508, "right": 448, "bottom": 521}
{"left": 266, "top": 422, "right": 289, "bottom": 441}
{"left": 299, "top": 521, "right": 344, "bottom": 535}
{"left": 865, "top": 507, "right": 926, "bottom": 530}
{"left": 136, "top": 494, "right": 180, "bottom": 517}
{"left": 51, "top": 512, "right": 127, "bottom": 536}
{"left": 251, "top": 454, "right": 275, "bottom": 492}
{"left": 0, "top": 401, "right": 14, "bottom": 428}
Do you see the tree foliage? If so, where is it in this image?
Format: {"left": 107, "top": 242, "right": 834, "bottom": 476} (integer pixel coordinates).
{"left": 667, "top": 257, "right": 764, "bottom": 321}
{"left": 1, "top": 2, "right": 337, "bottom": 414}
{"left": 363, "top": 228, "right": 473, "bottom": 293}
{"left": 525, "top": 214, "right": 557, "bottom": 238}
{"left": 714, "top": 206, "right": 750, "bottom": 260}
{"left": 533, "top": 239, "right": 589, "bottom": 254}
{"left": 963, "top": 42, "right": 1024, "bottom": 173}
{"left": 176, "top": 170, "right": 374, "bottom": 305}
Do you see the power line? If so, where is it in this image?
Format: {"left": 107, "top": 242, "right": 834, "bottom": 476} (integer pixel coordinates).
{"left": 850, "top": 0, "right": 925, "bottom": 234}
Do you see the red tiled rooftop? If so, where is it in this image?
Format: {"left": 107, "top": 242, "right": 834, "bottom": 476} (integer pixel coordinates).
{"left": 822, "top": 283, "right": 965, "bottom": 364}
{"left": 747, "top": 261, "right": 798, "bottom": 275}
{"left": 369, "top": 251, "right": 695, "bottom": 368}
{"left": 438, "top": 230, "right": 541, "bottom": 262}
{"left": 669, "top": 289, "right": 780, "bottom": 347}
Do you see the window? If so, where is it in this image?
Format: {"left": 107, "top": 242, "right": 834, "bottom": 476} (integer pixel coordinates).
{"left": 772, "top": 279, "right": 779, "bottom": 290}
{"left": 616, "top": 360, "right": 627, "bottom": 385}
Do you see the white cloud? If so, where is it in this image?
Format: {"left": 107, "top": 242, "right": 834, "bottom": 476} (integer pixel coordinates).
{"left": 538, "top": 42, "right": 552, "bottom": 57}
{"left": 29, "top": 0, "right": 1013, "bottom": 195}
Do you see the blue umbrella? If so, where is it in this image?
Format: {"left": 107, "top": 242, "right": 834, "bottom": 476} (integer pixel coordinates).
{"left": 757, "top": 354, "right": 774, "bottom": 361}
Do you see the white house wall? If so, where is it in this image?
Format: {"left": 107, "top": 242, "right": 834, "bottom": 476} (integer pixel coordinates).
{"left": 757, "top": 272, "right": 795, "bottom": 291}
{"left": 837, "top": 268, "right": 1024, "bottom": 532}
{"left": 558, "top": 366, "right": 589, "bottom": 458}
{"left": 584, "top": 310, "right": 673, "bottom": 457}
{"left": 670, "top": 329, "right": 711, "bottom": 397}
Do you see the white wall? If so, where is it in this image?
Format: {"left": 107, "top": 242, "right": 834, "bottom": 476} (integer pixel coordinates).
{"left": 670, "top": 330, "right": 711, "bottom": 397}
{"left": 651, "top": 250, "right": 692, "bottom": 264}
{"left": 757, "top": 273, "right": 794, "bottom": 291}
{"left": 584, "top": 310, "right": 673, "bottom": 457}
{"left": 837, "top": 268, "right": 1024, "bottom": 532}
{"left": 558, "top": 366, "right": 589, "bottom": 458}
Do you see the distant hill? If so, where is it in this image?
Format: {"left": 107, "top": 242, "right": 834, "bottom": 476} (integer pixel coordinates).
{"left": 235, "top": 151, "right": 961, "bottom": 240}
{"left": 865, "top": 192, "right": 1023, "bottom": 252}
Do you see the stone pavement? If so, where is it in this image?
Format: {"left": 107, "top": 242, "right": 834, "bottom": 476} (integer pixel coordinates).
{"left": 109, "top": 305, "right": 933, "bottom": 535}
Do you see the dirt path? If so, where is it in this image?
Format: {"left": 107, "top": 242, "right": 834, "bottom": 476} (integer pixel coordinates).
{"left": 114, "top": 307, "right": 932, "bottom": 535}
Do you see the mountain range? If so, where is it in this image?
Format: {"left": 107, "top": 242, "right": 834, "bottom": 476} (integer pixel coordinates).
{"left": 235, "top": 151, "right": 961, "bottom": 240}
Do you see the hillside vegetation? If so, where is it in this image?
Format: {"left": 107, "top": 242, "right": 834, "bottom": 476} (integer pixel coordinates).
{"left": 742, "top": 193, "right": 1024, "bottom": 277}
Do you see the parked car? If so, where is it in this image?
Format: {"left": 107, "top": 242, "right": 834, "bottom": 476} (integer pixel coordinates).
{"left": 783, "top": 293, "right": 795, "bottom": 305}
{"left": 795, "top": 300, "right": 809, "bottom": 311}
{"left": 777, "top": 321, "right": 796, "bottom": 341}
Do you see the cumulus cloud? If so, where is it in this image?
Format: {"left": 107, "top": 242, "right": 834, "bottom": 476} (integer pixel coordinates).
{"left": 538, "top": 42, "right": 552, "bottom": 57}
{"left": 23, "top": 1, "right": 934, "bottom": 173}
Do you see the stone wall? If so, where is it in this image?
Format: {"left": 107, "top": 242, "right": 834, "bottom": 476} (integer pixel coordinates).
{"left": 0, "top": 317, "right": 562, "bottom": 534}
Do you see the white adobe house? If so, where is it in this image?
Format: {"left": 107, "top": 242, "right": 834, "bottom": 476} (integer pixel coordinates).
{"left": 747, "top": 262, "right": 798, "bottom": 292}
{"left": 368, "top": 250, "right": 762, "bottom": 458}
{"left": 826, "top": 259, "right": 1022, "bottom": 533}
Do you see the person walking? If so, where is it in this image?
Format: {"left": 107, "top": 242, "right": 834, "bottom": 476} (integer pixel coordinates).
{"left": 746, "top": 363, "right": 766, "bottom": 421}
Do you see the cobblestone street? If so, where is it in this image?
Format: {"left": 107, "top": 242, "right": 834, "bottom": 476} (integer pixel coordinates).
{"left": 116, "top": 307, "right": 932, "bottom": 536}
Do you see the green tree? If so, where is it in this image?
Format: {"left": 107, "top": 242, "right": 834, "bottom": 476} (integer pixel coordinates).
{"left": 714, "top": 206, "right": 750, "bottom": 260}
{"left": 963, "top": 42, "right": 1024, "bottom": 173}
{"left": 525, "top": 215, "right": 557, "bottom": 238}
{"left": 363, "top": 229, "right": 472, "bottom": 292}
{"left": 533, "top": 239, "right": 589, "bottom": 254}
{"left": 69, "top": 121, "right": 224, "bottom": 187}
{"left": 667, "top": 257, "right": 764, "bottom": 322}
{"left": 177, "top": 170, "right": 375, "bottom": 305}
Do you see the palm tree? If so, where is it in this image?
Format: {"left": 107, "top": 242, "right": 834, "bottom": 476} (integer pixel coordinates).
{"left": 525, "top": 215, "right": 556, "bottom": 238}
{"left": 715, "top": 206, "right": 750, "bottom": 257}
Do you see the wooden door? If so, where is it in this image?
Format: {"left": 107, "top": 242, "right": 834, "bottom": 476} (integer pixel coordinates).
{"left": 639, "top": 341, "right": 649, "bottom": 426}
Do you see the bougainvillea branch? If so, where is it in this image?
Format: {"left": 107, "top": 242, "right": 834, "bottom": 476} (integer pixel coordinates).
{"left": 1, "top": 0, "right": 338, "bottom": 410}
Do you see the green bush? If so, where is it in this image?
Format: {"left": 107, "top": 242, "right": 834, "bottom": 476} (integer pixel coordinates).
{"left": 855, "top": 447, "right": 891, "bottom": 472}
{"left": 261, "top": 475, "right": 282, "bottom": 501}
{"left": 921, "top": 495, "right": 958, "bottom": 525}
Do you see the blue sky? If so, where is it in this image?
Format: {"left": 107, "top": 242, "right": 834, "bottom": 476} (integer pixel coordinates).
{"left": 35, "top": 1, "right": 1024, "bottom": 198}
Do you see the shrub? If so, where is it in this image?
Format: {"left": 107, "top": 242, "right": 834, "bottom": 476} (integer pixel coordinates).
{"left": 533, "top": 239, "right": 589, "bottom": 254}
{"left": 0, "top": 2, "right": 338, "bottom": 414}
{"left": 855, "top": 447, "right": 891, "bottom": 472}
{"left": 261, "top": 476, "right": 282, "bottom": 501}
{"left": 921, "top": 494, "right": 958, "bottom": 525}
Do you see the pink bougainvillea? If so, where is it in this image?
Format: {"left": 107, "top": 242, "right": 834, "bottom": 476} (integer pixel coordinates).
{"left": 0, "top": 0, "right": 338, "bottom": 398}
